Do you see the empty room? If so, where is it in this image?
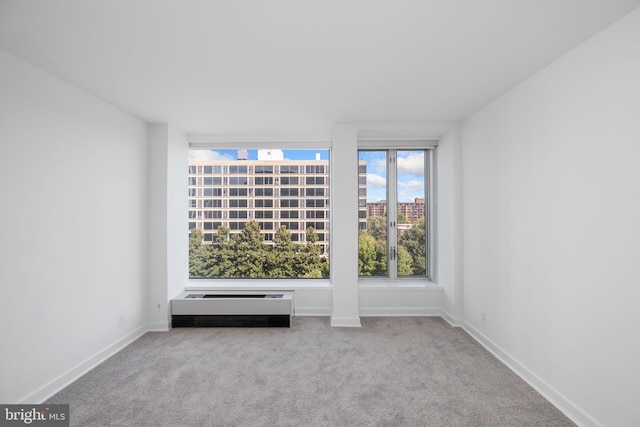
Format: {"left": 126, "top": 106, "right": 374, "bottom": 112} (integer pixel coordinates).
{"left": 1, "top": 1, "right": 639, "bottom": 426}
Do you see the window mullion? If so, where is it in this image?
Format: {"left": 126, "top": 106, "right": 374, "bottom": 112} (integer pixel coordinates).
{"left": 388, "top": 149, "right": 398, "bottom": 280}
{"left": 426, "top": 149, "right": 435, "bottom": 281}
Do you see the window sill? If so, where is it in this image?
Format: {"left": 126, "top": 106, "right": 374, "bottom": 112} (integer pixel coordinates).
{"left": 187, "top": 279, "right": 332, "bottom": 291}
{"left": 358, "top": 279, "right": 440, "bottom": 290}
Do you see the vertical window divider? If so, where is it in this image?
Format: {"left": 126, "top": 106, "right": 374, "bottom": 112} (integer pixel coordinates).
{"left": 388, "top": 149, "right": 399, "bottom": 280}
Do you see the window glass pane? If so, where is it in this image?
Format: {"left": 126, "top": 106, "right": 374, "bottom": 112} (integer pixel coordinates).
{"left": 255, "top": 177, "right": 273, "bottom": 185}
{"left": 229, "top": 165, "right": 248, "bottom": 174}
{"left": 188, "top": 149, "right": 330, "bottom": 279}
{"left": 305, "top": 188, "right": 324, "bottom": 197}
{"left": 358, "top": 151, "right": 387, "bottom": 277}
{"left": 203, "top": 177, "right": 222, "bottom": 185}
{"left": 229, "top": 200, "right": 248, "bottom": 208}
{"left": 229, "top": 177, "right": 248, "bottom": 185}
{"left": 280, "top": 165, "right": 298, "bottom": 174}
{"left": 203, "top": 199, "right": 221, "bottom": 208}
{"left": 255, "top": 199, "right": 274, "bottom": 208}
{"left": 357, "top": 149, "right": 429, "bottom": 279}
{"left": 255, "top": 165, "right": 273, "bottom": 174}
{"left": 203, "top": 211, "right": 222, "bottom": 219}
{"left": 229, "top": 188, "right": 247, "bottom": 196}
{"left": 397, "top": 150, "right": 426, "bottom": 277}
{"left": 281, "top": 177, "right": 299, "bottom": 185}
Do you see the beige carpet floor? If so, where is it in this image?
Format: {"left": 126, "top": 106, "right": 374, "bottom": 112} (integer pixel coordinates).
{"left": 47, "top": 317, "right": 575, "bottom": 426}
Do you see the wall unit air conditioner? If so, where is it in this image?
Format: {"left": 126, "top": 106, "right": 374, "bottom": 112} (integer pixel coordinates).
{"left": 171, "top": 291, "right": 293, "bottom": 327}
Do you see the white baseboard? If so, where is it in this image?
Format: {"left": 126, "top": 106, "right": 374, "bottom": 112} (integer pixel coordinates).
{"left": 461, "top": 320, "right": 601, "bottom": 427}
{"left": 330, "top": 315, "right": 362, "bottom": 327}
{"left": 440, "top": 309, "right": 462, "bottom": 327}
{"left": 295, "top": 307, "right": 332, "bottom": 316}
{"left": 22, "top": 325, "right": 148, "bottom": 404}
{"left": 147, "top": 321, "right": 171, "bottom": 332}
{"left": 360, "top": 307, "right": 441, "bottom": 316}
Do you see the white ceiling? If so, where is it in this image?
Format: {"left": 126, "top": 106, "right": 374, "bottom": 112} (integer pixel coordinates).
{"left": 1, "top": 0, "right": 639, "bottom": 134}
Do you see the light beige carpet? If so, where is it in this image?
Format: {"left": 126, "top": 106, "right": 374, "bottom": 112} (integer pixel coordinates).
{"left": 47, "top": 317, "right": 575, "bottom": 426}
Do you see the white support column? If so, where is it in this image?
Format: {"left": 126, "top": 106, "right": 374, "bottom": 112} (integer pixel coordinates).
{"left": 148, "top": 123, "right": 188, "bottom": 331}
{"left": 330, "top": 125, "right": 361, "bottom": 327}
{"left": 148, "top": 124, "right": 170, "bottom": 330}
{"left": 436, "top": 127, "right": 464, "bottom": 325}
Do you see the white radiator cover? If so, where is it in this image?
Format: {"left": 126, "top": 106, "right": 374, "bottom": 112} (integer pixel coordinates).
{"left": 171, "top": 291, "right": 294, "bottom": 316}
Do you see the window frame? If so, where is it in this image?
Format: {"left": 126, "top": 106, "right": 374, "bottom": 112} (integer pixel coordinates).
{"left": 187, "top": 135, "right": 333, "bottom": 286}
{"left": 357, "top": 141, "right": 437, "bottom": 285}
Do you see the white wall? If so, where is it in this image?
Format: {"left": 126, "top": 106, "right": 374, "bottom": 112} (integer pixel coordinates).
{"left": 461, "top": 8, "right": 640, "bottom": 427}
{"left": 437, "top": 127, "right": 464, "bottom": 324}
{"left": 0, "top": 49, "right": 148, "bottom": 403}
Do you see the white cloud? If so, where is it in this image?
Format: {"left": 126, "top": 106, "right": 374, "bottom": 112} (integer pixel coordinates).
{"left": 397, "top": 152, "right": 424, "bottom": 176}
{"left": 398, "top": 180, "right": 424, "bottom": 192}
{"left": 369, "top": 157, "right": 387, "bottom": 174}
{"left": 188, "top": 150, "right": 234, "bottom": 161}
{"left": 398, "top": 179, "right": 424, "bottom": 202}
{"left": 366, "top": 173, "right": 387, "bottom": 188}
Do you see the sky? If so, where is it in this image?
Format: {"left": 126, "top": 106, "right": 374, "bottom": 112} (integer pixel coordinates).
{"left": 359, "top": 150, "right": 425, "bottom": 203}
{"left": 188, "top": 149, "right": 329, "bottom": 161}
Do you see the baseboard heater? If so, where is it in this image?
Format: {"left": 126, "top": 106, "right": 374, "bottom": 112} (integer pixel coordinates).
{"left": 171, "top": 291, "right": 293, "bottom": 327}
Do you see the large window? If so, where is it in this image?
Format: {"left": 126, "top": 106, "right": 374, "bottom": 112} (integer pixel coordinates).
{"left": 188, "top": 148, "right": 330, "bottom": 279}
{"left": 358, "top": 149, "right": 432, "bottom": 279}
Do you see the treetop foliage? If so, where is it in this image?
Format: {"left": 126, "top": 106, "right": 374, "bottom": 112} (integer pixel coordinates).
{"left": 189, "top": 220, "right": 328, "bottom": 279}
{"left": 358, "top": 215, "right": 426, "bottom": 277}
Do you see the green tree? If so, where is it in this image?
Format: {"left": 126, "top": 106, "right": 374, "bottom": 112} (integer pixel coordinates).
{"left": 189, "top": 227, "right": 203, "bottom": 252}
{"left": 189, "top": 222, "right": 331, "bottom": 280}
{"left": 273, "top": 225, "right": 294, "bottom": 248}
{"left": 188, "top": 228, "right": 207, "bottom": 278}
{"left": 234, "top": 220, "right": 266, "bottom": 277}
{"left": 268, "top": 225, "right": 295, "bottom": 277}
{"left": 296, "top": 227, "right": 326, "bottom": 278}
{"left": 215, "top": 225, "right": 231, "bottom": 244}
{"left": 367, "top": 216, "right": 387, "bottom": 241}
{"left": 305, "top": 226, "right": 319, "bottom": 244}
{"left": 374, "top": 239, "right": 387, "bottom": 276}
{"left": 208, "top": 225, "right": 238, "bottom": 278}
{"left": 359, "top": 232, "right": 380, "bottom": 276}
{"left": 238, "top": 220, "right": 264, "bottom": 247}
{"left": 397, "top": 245, "right": 414, "bottom": 276}
{"left": 399, "top": 217, "right": 426, "bottom": 275}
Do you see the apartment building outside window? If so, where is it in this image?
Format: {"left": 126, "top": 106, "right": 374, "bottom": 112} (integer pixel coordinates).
{"left": 188, "top": 148, "right": 332, "bottom": 279}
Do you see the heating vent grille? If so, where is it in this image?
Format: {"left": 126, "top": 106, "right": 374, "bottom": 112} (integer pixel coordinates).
{"left": 171, "top": 291, "right": 293, "bottom": 327}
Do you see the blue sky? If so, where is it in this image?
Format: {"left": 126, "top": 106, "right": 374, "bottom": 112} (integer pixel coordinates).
{"left": 359, "top": 150, "right": 425, "bottom": 203}
{"left": 200, "top": 149, "right": 330, "bottom": 161}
